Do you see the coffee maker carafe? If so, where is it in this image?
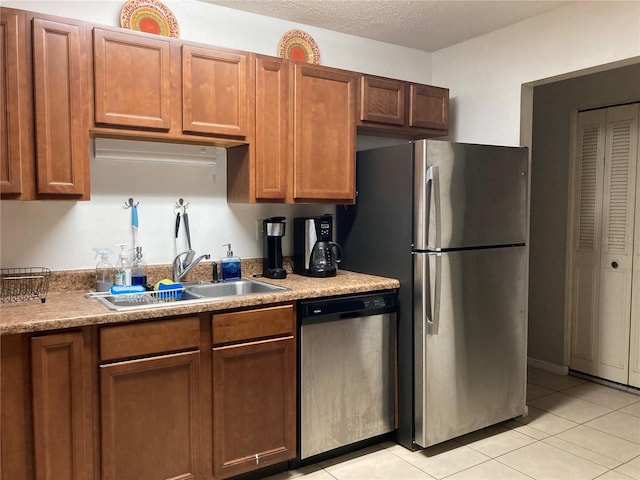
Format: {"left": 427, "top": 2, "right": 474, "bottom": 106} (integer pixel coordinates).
{"left": 263, "top": 217, "right": 287, "bottom": 279}
{"left": 293, "top": 215, "right": 343, "bottom": 277}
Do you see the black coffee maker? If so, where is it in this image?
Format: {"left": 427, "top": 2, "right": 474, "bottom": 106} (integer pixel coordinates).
{"left": 293, "top": 214, "right": 343, "bottom": 277}
{"left": 262, "top": 217, "right": 287, "bottom": 279}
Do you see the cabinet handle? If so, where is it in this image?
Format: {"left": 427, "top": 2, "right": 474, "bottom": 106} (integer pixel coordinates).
{"left": 611, "top": 261, "right": 619, "bottom": 269}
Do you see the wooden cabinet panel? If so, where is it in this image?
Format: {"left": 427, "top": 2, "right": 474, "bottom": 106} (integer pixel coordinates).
{"left": 182, "top": 44, "right": 248, "bottom": 137}
{"left": 0, "top": 8, "right": 32, "bottom": 197}
{"left": 255, "top": 54, "right": 288, "bottom": 200}
{"left": 100, "top": 316, "right": 200, "bottom": 361}
{"left": 93, "top": 27, "right": 171, "bottom": 130}
{"left": 100, "top": 351, "right": 201, "bottom": 480}
{"left": 213, "top": 336, "right": 296, "bottom": 479}
{"left": 1, "top": 334, "right": 33, "bottom": 480}
{"left": 32, "top": 17, "right": 88, "bottom": 196}
{"left": 358, "top": 74, "right": 449, "bottom": 137}
{"left": 359, "top": 76, "right": 405, "bottom": 126}
{"left": 31, "top": 331, "right": 92, "bottom": 480}
{"left": 212, "top": 304, "right": 294, "bottom": 345}
{"left": 409, "top": 84, "right": 449, "bottom": 130}
{"left": 293, "top": 63, "right": 356, "bottom": 202}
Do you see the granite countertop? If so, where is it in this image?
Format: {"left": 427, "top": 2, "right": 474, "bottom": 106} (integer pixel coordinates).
{"left": 0, "top": 270, "right": 399, "bottom": 335}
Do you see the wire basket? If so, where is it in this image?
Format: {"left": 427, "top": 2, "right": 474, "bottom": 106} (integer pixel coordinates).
{"left": 1, "top": 267, "right": 52, "bottom": 303}
{"left": 87, "top": 287, "right": 186, "bottom": 311}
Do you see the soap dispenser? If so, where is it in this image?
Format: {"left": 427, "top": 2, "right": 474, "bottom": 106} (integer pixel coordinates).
{"left": 94, "top": 248, "right": 114, "bottom": 292}
{"left": 221, "top": 243, "right": 241, "bottom": 281}
{"left": 114, "top": 244, "right": 132, "bottom": 286}
{"left": 131, "top": 246, "right": 148, "bottom": 287}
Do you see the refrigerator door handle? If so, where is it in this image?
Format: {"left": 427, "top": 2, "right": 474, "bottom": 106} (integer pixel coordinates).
{"left": 426, "top": 252, "right": 442, "bottom": 335}
{"left": 427, "top": 253, "right": 442, "bottom": 335}
{"left": 425, "top": 166, "right": 441, "bottom": 249}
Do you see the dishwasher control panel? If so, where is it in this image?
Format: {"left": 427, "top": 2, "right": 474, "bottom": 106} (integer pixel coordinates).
{"left": 299, "top": 291, "right": 398, "bottom": 319}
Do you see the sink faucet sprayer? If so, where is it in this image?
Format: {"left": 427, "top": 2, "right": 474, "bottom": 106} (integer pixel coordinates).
{"left": 173, "top": 250, "right": 210, "bottom": 282}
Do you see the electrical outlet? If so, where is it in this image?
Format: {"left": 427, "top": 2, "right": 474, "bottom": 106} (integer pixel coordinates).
{"left": 256, "top": 219, "right": 263, "bottom": 241}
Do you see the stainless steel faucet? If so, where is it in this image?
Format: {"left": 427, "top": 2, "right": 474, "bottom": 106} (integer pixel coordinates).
{"left": 173, "top": 250, "right": 211, "bottom": 282}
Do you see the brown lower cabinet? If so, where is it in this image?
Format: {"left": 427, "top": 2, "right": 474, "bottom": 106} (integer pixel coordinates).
{"left": 212, "top": 305, "right": 297, "bottom": 479}
{"left": 1, "top": 304, "right": 296, "bottom": 480}
{"left": 100, "top": 351, "right": 202, "bottom": 480}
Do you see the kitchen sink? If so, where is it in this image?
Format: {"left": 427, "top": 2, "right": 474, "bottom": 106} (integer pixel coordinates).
{"left": 91, "top": 279, "right": 288, "bottom": 311}
{"left": 183, "top": 278, "right": 288, "bottom": 299}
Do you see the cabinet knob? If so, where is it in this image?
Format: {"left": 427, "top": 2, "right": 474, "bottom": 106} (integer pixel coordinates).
{"left": 611, "top": 261, "right": 619, "bottom": 269}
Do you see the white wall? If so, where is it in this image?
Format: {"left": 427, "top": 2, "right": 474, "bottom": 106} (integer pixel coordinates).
{"left": 432, "top": 0, "right": 640, "bottom": 146}
{"left": 0, "top": 0, "right": 431, "bottom": 271}
{"left": 428, "top": 0, "right": 640, "bottom": 368}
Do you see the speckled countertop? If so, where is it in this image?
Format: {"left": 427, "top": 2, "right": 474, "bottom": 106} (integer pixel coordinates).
{"left": 0, "top": 269, "right": 399, "bottom": 335}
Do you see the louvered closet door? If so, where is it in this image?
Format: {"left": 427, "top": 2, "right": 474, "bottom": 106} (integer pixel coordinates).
{"left": 597, "top": 104, "right": 639, "bottom": 383}
{"left": 569, "top": 109, "right": 606, "bottom": 375}
{"left": 628, "top": 106, "right": 640, "bottom": 388}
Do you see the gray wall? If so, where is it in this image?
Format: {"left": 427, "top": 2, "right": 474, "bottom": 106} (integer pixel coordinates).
{"left": 528, "top": 63, "right": 640, "bottom": 365}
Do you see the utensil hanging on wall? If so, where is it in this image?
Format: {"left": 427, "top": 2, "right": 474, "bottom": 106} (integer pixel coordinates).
{"left": 124, "top": 197, "right": 140, "bottom": 249}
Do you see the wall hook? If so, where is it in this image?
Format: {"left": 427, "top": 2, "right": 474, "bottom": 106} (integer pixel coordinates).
{"left": 175, "top": 198, "right": 190, "bottom": 213}
{"left": 124, "top": 197, "right": 139, "bottom": 209}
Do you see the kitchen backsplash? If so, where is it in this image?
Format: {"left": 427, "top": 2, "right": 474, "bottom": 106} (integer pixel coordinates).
{"left": 0, "top": 142, "right": 332, "bottom": 271}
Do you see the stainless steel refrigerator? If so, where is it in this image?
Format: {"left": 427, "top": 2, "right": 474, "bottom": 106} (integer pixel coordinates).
{"left": 337, "top": 139, "right": 529, "bottom": 449}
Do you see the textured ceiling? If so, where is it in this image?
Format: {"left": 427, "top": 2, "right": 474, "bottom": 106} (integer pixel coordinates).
{"left": 200, "top": 0, "right": 574, "bottom": 51}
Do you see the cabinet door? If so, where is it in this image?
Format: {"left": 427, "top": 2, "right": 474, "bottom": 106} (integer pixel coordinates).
{"left": 182, "top": 44, "right": 248, "bottom": 137}
{"left": 293, "top": 63, "right": 356, "bottom": 202}
{"left": 408, "top": 84, "right": 449, "bottom": 131}
{"left": 93, "top": 28, "right": 171, "bottom": 130}
{"left": 31, "top": 331, "right": 93, "bottom": 480}
{"left": 255, "top": 55, "right": 288, "bottom": 200}
{"left": 0, "top": 8, "right": 31, "bottom": 197}
{"left": 100, "top": 351, "right": 201, "bottom": 480}
{"left": 213, "top": 337, "right": 296, "bottom": 479}
{"left": 360, "top": 76, "right": 405, "bottom": 126}
{"left": 32, "top": 17, "right": 88, "bottom": 196}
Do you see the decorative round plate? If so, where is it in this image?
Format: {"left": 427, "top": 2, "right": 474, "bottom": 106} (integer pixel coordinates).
{"left": 278, "top": 29, "right": 320, "bottom": 64}
{"left": 120, "top": 0, "right": 180, "bottom": 38}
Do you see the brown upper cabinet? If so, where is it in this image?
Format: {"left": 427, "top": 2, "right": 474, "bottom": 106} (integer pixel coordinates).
{"left": 227, "top": 58, "right": 358, "bottom": 204}
{"left": 0, "top": 8, "right": 32, "bottom": 198}
{"left": 292, "top": 62, "right": 357, "bottom": 203}
{"left": 182, "top": 45, "right": 248, "bottom": 137}
{"left": 358, "top": 74, "right": 449, "bottom": 137}
{"left": 227, "top": 54, "right": 289, "bottom": 203}
{"left": 92, "top": 25, "right": 250, "bottom": 142}
{"left": 1, "top": 8, "right": 89, "bottom": 200}
{"left": 93, "top": 27, "right": 172, "bottom": 130}
{"left": 1, "top": 6, "right": 449, "bottom": 204}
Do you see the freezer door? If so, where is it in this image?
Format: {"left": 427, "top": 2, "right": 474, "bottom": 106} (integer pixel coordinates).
{"left": 414, "top": 140, "right": 529, "bottom": 250}
{"left": 414, "top": 247, "right": 527, "bottom": 448}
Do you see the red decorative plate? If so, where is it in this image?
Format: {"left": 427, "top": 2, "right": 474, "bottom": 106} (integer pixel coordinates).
{"left": 278, "top": 29, "right": 320, "bottom": 65}
{"left": 120, "top": 0, "right": 180, "bottom": 38}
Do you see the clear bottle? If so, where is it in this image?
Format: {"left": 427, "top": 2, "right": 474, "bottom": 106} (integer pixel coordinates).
{"left": 221, "top": 243, "right": 241, "bottom": 281}
{"left": 113, "top": 244, "right": 132, "bottom": 286}
{"left": 94, "top": 248, "right": 114, "bottom": 292}
{"left": 131, "top": 246, "right": 148, "bottom": 287}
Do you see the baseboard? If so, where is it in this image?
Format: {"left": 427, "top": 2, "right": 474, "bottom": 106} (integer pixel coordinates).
{"left": 527, "top": 357, "right": 569, "bottom": 375}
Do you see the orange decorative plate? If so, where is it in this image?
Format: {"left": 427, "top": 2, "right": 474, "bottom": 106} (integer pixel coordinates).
{"left": 278, "top": 29, "right": 320, "bottom": 65}
{"left": 120, "top": 0, "right": 180, "bottom": 38}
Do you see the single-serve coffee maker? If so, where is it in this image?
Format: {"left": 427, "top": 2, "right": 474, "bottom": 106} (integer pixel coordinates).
{"left": 293, "top": 215, "right": 343, "bottom": 277}
{"left": 263, "top": 217, "right": 287, "bottom": 279}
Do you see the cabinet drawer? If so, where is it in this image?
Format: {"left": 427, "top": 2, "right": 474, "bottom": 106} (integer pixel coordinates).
{"left": 100, "top": 316, "right": 200, "bottom": 362}
{"left": 212, "top": 304, "right": 294, "bottom": 345}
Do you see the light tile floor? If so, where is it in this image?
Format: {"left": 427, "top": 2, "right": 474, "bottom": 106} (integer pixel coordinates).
{"left": 267, "top": 367, "right": 640, "bottom": 480}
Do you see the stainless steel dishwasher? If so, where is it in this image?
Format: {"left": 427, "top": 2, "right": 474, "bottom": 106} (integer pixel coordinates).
{"left": 297, "top": 291, "right": 398, "bottom": 461}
